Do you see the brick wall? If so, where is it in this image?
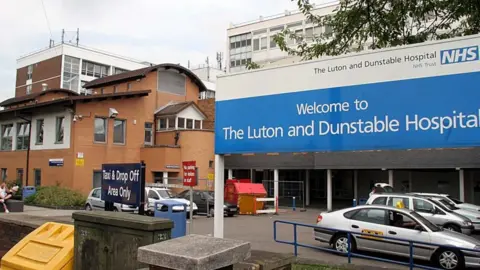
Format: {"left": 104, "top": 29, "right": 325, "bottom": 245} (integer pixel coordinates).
{"left": 0, "top": 220, "right": 35, "bottom": 258}
{"left": 198, "top": 98, "right": 215, "bottom": 130}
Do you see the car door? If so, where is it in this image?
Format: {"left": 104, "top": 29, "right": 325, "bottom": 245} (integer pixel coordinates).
{"left": 147, "top": 189, "right": 160, "bottom": 210}
{"left": 384, "top": 210, "right": 432, "bottom": 260}
{"left": 91, "top": 188, "right": 104, "bottom": 210}
{"left": 193, "top": 191, "right": 206, "bottom": 213}
{"left": 348, "top": 208, "right": 388, "bottom": 253}
{"left": 412, "top": 198, "right": 446, "bottom": 227}
{"left": 387, "top": 196, "right": 410, "bottom": 210}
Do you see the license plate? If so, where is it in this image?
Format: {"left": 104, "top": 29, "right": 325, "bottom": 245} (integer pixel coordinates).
{"left": 231, "top": 208, "right": 237, "bottom": 212}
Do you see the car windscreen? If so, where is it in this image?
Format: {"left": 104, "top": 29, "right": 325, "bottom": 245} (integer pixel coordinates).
{"left": 438, "top": 198, "right": 459, "bottom": 210}
{"left": 447, "top": 196, "right": 463, "bottom": 204}
{"left": 410, "top": 211, "right": 441, "bottom": 232}
{"left": 156, "top": 189, "right": 172, "bottom": 198}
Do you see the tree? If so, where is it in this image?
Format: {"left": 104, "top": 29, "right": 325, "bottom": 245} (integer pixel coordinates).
{"left": 269, "top": 0, "right": 480, "bottom": 61}
{"left": 246, "top": 61, "right": 262, "bottom": 70}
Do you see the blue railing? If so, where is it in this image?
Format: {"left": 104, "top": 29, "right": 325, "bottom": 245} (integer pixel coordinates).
{"left": 273, "top": 220, "right": 480, "bottom": 270}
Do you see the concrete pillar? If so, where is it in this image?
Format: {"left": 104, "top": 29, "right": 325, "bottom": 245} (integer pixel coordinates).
{"left": 353, "top": 170, "right": 358, "bottom": 201}
{"left": 408, "top": 171, "right": 413, "bottom": 192}
{"left": 214, "top": 155, "right": 225, "bottom": 238}
{"left": 163, "top": 171, "right": 168, "bottom": 185}
{"left": 327, "top": 169, "right": 332, "bottom": 211}
{"left": 250, "top": 169, "right": 255, "bottom": 183}
{"left": 228, "top": 169, "right": 233, "bottom": 179}
{"left": 274, "top": 169, "right": 279, "bottom": 204}
{"left": 388, "top": 170, "right": 394, "bottom": 186}
{"left": 306, "top": 170, "right": 310, "bottom": 206}
{"left": 459, "top": 169, "right": 465, "bottom": 202}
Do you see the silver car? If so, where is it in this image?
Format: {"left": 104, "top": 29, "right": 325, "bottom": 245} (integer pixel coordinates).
{"left": 366, "top": 193, "right": 474, "bottom": 234}
{"left": 314, "top": 205, "right": 480, "bottom": 269}
{"left": 412, "top": 192, "right": 480, "bottom": 212}
{"left": 430, "top": 197, "right": 480, "bottom": 231}
{"left": 85, "top": 187, "right": 137, "bottom": 212}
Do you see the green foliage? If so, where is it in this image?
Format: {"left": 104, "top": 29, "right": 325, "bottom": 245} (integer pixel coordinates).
{"left": 246, "top": 61, "right": 262, "bottom": 70}
{"left": 24, "top": 186, "right": 86, "bottom": 207}
{"left": 273, "top": 0, "right": 480, "bottom": 60}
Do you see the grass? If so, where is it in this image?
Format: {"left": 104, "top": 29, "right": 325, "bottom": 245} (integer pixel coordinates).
{"left": 292, "top": 264, "right": 346, "bottom": 270}
{"left": 24, "top": 186, "right": 86, "bottom": 207}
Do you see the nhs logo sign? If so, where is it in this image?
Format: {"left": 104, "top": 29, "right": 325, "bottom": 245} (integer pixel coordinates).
{"left": 440, "top": 45, "right": 479, "bottom": 65}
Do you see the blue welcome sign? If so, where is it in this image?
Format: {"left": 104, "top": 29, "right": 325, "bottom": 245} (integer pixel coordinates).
{"left": 101, "top": 163, "right": 142, "bottom": 206}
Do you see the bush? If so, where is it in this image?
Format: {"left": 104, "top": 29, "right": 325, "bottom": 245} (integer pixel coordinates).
{"left": 24, "top": 186, "right": 86, "bottom": 207}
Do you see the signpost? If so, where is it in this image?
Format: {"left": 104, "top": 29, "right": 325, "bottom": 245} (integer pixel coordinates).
{"left": 101, "top": 162, "right": 145, "bottom": 215}
{"left": 183, "top": 161, "right": 197, "bottom": 234}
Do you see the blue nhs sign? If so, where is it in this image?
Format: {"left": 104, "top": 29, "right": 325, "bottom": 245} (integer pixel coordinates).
{"left": 440, "top": 45, "right": 479, "bottom": 65}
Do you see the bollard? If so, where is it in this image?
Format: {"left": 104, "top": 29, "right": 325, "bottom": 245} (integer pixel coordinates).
{"left": 293, "top": 197, "right": 296, "bottom": 211}
{"left": 353, "top": 198, "right": 357, "bottom": 207}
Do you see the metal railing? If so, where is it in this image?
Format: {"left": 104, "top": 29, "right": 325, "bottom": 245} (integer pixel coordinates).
{"left": 273, "top": 220, "right": 480, "bottom": 270}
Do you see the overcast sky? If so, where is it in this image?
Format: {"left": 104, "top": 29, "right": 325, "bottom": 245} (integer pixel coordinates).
{"left": 0, "top": 0, "right": 330, "bottom": 103}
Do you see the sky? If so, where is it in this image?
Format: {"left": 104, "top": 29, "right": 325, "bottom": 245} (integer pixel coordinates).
{"left": 0, "top": 0, "right": 330, "bottom": 103}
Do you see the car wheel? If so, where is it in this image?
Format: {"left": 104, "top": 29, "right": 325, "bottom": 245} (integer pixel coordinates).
{"left": 443, "top": 224, "right": 461, "bottom": 233}
{"left": 435, "top": 248, "right": 464, "bottom": 270}
{"left": 113, "top": 207, "right": 119, "bottom": 212}
{"left": 209, "top": 208, "right": 215, "bottom": 217}
{"left": 85, "top": 204, "right": 92, "bottom": 211}
{"left": 332, "top": 234, "right": 355, "bottom": 255}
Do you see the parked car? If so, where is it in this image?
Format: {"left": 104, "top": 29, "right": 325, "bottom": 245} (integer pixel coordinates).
{"left": 145, "top": 187, "right": 198, "bottom": 217}
{"left": 176, "top": 189, "right": 238, "bottom": 217}
{"left": 429, "top": 197, "right": 480, "bottom": 231}
{"left": 314, "top": 205, "right": 480, "bottom": 270}
{"left": 366, "top": 193, "right": 474, "bottom": 234}
{"left": 369, "top": 183, "right": 394, "bottom": 197}
{"left": 411, "top": 192, "right": 480, "bottom": 212}
{"left": 85, "top": 187, "right": 138, "bottom": 213}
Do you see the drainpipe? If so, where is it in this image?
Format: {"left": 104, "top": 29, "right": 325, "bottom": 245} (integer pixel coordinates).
{"left": 19, "top": 116, "right": 32, "bottom": 186}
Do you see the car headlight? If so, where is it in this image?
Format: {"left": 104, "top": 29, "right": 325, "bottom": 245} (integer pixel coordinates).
{"left": 463, "top": 221, "right": 473, "bottom": 226}
{"left": 223, "top": 205, "right": 227, "bottom": 209}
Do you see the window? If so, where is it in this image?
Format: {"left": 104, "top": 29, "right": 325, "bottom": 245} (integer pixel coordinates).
{"left": 16, "top": 169, "right": 23, "bottom": 182}
{"left": 93, "top": 171, "right": 102, "bottom": 188}
{"left": 209, "top": 160, "right": 213, "bottom": 168}
{"left": 371, "top": 196, "right": 387, "bottom": 205}
{"left": 270, "top": 36, "right": 277, "bottom": 48}
{"left": 113, "top": 119, "right": 126, "bottom": 144}
{"left": 1, "top": 168, "right": 6, "bottom": 181}
{"left": 113, "top": 86, "right": 118, "bottom": 93}
{"left": 35, "top": 119, "right": 43, "bottom": 145}
{"left": 194, "top": 120, "right": 201, "bottom": 129}
{"left": 157, "top": 118, "right": 167, "bottom": 130}
{"left": 34, "top": 169, "right": 41, "bottom": 186}
{"left": 127, "top": 83, "right": 132, "bottom": 91}
{"left": 305, "top": 27, "right": 314, "bottom": 42}
{"left": 186, "top": 119, "right": 193, "bottom": 129}
{"left": 62, "top": 56, "right": 80, "bottom": 91}
{"left": 55, "top": 117, "right": 65, "bottom": 143}
{"left": 168, "top": 116, "right": 176, "bottom": 129}
{"left": 27, "top": 65, "right": 33, "bottom": 80}
{"left": 144, "top": 123, "right": 153, "bottom": 145}
{"left": 81, "top": 61, "right": 109, "bottom": 78}
{"left": 114, "top": 67, "right": 128, "bottom": 75}
{"left": 26, "top": 84, "right": 32, "bottom": 95}
{"left": 388, "top": 197, "right": 410, "bottom": 209}
{"left": 158, "top": 71, "right": 186, "bottom": 95}
{"left": 351, "top": 209, "right": 386, "bottom": 225}
{"left": 148, "top": 190, "right": 160, "bottom": 200}
{"left": 324, "top": 25, "right": 333, "bottom": 37}
{"left": 413, "top": 199, "right": 435, "bottom": 213}
{"left": 343, "top": 209, "right": 359, "bottom": 219}
{"left": 94, "top": 117, "right": 107, "bottom": 143}
{"left": 1, "top": 124, "right": 13, "bottom": 151}
{"left": 16, "top": 122, "right": 30, "bottom": 150}
{"left": 260, "top": 37, "right": 267, "bottom": 50}
{"left": 253, "top": 39, "right": 260, "bottom": 51}
{"left": 388, "top": 211, "right": 418, "bottom": 230}
{"left": 92, "top": 188, "right": 101, "bottom": 198}
{"left": 177, "top": 117, "right": 185, "bottom": 129}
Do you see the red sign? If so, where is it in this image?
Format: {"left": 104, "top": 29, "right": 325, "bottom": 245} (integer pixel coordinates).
{"left": 182, "top": 161, "right": 197, "bottom": 186}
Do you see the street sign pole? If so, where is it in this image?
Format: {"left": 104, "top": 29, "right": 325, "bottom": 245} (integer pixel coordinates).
{"left": 139, "top": 161, "right": 146, "bottom": 216}
{"left": 189, "top": 186, "right": 193, "bottom": 234}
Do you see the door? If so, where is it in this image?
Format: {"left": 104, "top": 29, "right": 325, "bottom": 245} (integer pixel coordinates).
{"left": 412, "top": 198, "right": 446, "bottom": 227}
{"left": 348, "top": 208, "right": 388, "bottom": 253}
{"left": 91, "top": 189, "right": 104, "bottom": 210}
{"left": 384, "top": 210, "right": 432, "bottom": 260}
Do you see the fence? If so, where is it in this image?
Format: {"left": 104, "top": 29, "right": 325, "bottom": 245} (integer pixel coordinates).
{"left": 147, "top": 177, "right": 214, "bottom": 194}
{"left": 273, "top": 220, "right": 478, "bottom": 270}
{"left": 262, "top": 180, "right": 305, "bottom": 209}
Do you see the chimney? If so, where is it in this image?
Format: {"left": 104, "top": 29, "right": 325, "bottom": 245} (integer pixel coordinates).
{"left": 42, "top": 83, "right": 48, "bottom": 91}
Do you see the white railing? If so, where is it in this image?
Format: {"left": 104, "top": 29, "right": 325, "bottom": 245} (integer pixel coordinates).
{"left": 254, "top": 196, "right": 278, "bottom": 214}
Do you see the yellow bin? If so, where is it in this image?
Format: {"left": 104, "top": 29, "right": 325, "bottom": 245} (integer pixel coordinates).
{"left": 1, "top": 222, "right": 74, "bottom": 270}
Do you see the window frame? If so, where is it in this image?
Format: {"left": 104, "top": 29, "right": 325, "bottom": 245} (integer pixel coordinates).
{"left": 34, "top": 168, "right": 41, "bottom": 186}
{"left": 94, "top": 117, "right": 108, "bottom": 143}
{"left": 16, "top": 122, "right": 30, "bottom": 150}
{"left": 350, "top": 208, "right": 387, "bottom": 225}
{"left": 55, "top": 116, "right": 65, "bottom": 144}
{"left": 413, "top": 198, "right": 435, "bottom": 214}
{"left": 27, "top": 65, "right": 33, "bottom": 80}
{"left": 144, "top": 122, "right": 153, "bottom": 145}
{"left": 113, "top": 119, "right": 126, "bottom": 145}
{"left": 1, "top": 168, "right": 6, "bottom": 181}
{"left": 26, "top": 84, "right": 32, "bottom": 95}
{"left": 16, "top": 168, "right": 24, "bottom": 182}
{"left": 177, "top": 117, "right": 185, "bottom": 129}
{"left": 1, "top": 124, "right": 14, "bottom": 151}
{"left": 157, "top": 118, "right": 167, "bottom": 131}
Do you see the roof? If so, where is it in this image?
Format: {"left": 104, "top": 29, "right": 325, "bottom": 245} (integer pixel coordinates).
{"left": 83, "top": 63, "right": 207, "bottom": 92}
{"left": 155, "top": 101, "right": 207, "bottom": 118}
{"left": 233, "top": 183, "right": 267, "bottom": 194}
{"left": 0, "top": 88, "right": 79, "bottom": 107}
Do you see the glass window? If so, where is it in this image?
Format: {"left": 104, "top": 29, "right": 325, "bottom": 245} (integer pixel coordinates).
{"left": 388, "top": 197, "right": 410, "bottom": 208}
{"left": 305, "top": 28, "right": 313, "bottom": 41}
{"left": 92, "top": 188, "right": 101, "bottom": 198}
{"left": 447, "top": 196, "right": 463, "bottom": 204}
{"left": 194, "top": 120, "right": 201, "bottom": 129}
{"left": 144, "top": 122, "right": 153, "bottom": 145}
{"left": 177, "top": 117, "right": 185, "bottom": 129}
{"left": 63, "top": 56, "right": 80, "bottom": 91}
{"left": 186, "top": 119, "right": 193, "bottom": 129}
{"left": 167, "top": 116, "right": 176, "bottom": 129}
{"left": 34, "top": 169, "right": 41, "bottom": 186}
{"left": 371, "top": 196, "right": 387, "bottom": 205}
{"left": 270, "top": 36, "right": 277, "bottom": 48}
{"left": 253, "top": 39, "right": 260, "bottom": 51}
{"left": 325, "top": 25, "right": 333, "bottom": 37}
{"left": 388, "top": 211, "right": 418, "bottom": 230}
{"left": 113, "top": 119, "right": 126, "bottom": 144}
{"left": 157, "top": 71, "right": 186, "bottom": 95}
{"left": 410, "top": 211, "right": 441, "bottom": 232}
{"left": 27, "top": 65, "right": 33, "bottom": 80}
{"left": 1, "top": 124, "right": 13, "bottom": 150}
{"left": 94, "top": 117, "right": 107, "bottom": 143}
{"left": 158, "top": 118, "right": 167, "bottom": 130}
{"left": 1, "top": 168, "right": 6, "bottom": 181}
{"left": 260, "top": 37, "right": 267, "bottom": 50}
{"left": 26, "top": 84, "right": 32, "bottom": 95}
{"left": 16, "top": 122, "right": 30, "bottom": 150}
{"left": 36, "top": 119, "right": 44, "bottom": 144}
{"left": 16, "top": 168, "right": 23, "bottom": 182}
{"left": 413, "top": 199, "right": 435, "bottom": 213}
{"left": 351, "top": 209, "right": 386, "bottom": 225}
{"left": 55, "top": 117, "right": 65, "bottom": 143}
{"left": 148, "top": 190, "right": 160, "bottom": 200}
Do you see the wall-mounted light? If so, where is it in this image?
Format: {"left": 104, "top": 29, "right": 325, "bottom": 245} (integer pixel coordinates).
{"left": 109, "top": 108, "right": 118, "bottom": 118}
